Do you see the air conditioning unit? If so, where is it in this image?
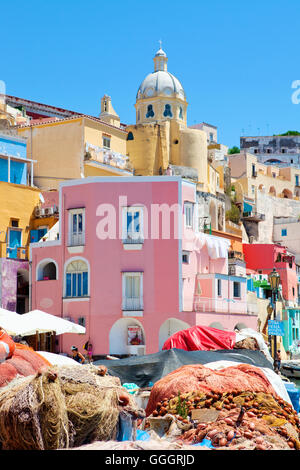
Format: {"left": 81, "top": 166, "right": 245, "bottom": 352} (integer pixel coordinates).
{"left": 45, "top": 207, "right": 54, "bottom": 216}
{"left": 35, "top": 207, "right": 45, "bottom": 217}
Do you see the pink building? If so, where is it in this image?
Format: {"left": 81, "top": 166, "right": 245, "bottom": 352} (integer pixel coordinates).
{"left": 30, "top": 176, "right": 255, "bottom": 357}
{"left": 243, "top": 243, "right": 298, "bottom": 304}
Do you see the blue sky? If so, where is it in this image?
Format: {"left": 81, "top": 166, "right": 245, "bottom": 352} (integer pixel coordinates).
{"left": 1, "top": 0, "right": 300, "bottom": 147}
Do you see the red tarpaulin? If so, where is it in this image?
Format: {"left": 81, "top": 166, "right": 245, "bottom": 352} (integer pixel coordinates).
{"left": 162, "top": 325, "right": 236, "bottom": 351}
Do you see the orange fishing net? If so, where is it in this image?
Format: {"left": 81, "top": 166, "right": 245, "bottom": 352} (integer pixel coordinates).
{"left": 146, "top": 364, "right": 276, "bottom": 416}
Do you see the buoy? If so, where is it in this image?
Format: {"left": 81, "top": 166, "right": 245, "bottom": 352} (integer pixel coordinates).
{"left": 0, "top": 329, "right": 15, "bottom": 363}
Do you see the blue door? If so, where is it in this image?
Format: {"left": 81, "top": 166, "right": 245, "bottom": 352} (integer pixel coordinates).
{"left": 8, "top": 229, "right": 21, "bottom": 258}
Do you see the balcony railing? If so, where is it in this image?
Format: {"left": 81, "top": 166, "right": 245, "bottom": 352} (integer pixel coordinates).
{"left": 242, "top": 211, "right": 265, "bottom": 222}
{"left": 193, "top": 296, "right": 247, "bottom": 314}
{"left": 122, "top": 297, "right": 143, "bottom": 311}
{"left": 84, "top": 143, "right": 133, "bottom": 172}
{"left": 69, "top": 232, "right": 85, "bottom": 247}
{"left": 122, "top": 237, "right": 144, "bottom": 245}
{"left": 6, "top": 245, "right": 28, "bottom": 260}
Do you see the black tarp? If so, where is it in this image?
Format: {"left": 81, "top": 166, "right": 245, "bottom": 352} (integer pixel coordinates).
{"left": 94, "top": 348, "right": 273, "bottom": 387}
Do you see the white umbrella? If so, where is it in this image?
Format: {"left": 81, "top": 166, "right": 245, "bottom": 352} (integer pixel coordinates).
{"left": 0, "top": 308, "right": 26, "bottom": 336}
{"left": 18, "top": 310, "right": 86, "bottom": 336}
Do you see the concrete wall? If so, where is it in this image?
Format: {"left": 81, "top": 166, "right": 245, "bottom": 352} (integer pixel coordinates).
{"left": 256, "top": 192, "right": 300, "bottom": 244}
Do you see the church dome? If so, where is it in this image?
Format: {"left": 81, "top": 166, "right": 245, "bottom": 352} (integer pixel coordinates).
{"left": 137, "top": 70, "right": 185, "bottom": 100}
{"left": 136, "top": 47, "right": 186, "bottom": 101}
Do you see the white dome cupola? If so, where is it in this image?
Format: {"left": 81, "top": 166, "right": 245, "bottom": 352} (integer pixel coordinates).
{"left": 135, "top": 45, "right": 187, "bottom": 125}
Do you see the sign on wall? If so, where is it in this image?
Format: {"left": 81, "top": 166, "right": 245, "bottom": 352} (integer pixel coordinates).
{"left": 268, "top": 320, "right": 285, "bottom": 336}
{"left": 128, "top": 326, "right": 143, "bottom": 345}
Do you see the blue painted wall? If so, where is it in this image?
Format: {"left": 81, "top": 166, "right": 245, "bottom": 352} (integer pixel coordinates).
{"left": 0, "top": 135, "right": 27, "bottom": 184}
{"left": 0, "top": 136, "right": 27, "bottom": 159}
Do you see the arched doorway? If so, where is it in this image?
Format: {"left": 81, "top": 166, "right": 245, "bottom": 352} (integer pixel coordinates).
{"left": 269, "top": 186, "right": 276, "bottom": 197}
{"left": 109, "top": 318, "right": 145, "bottom": 356}
{"left": 17, "top": 268, "right": 29, "bottom": 314}
{"left": 282, "top": 188, "right": 293, "bottom": 199}
{"left": 158, "top": 318, "right": 190, "bottom": 350}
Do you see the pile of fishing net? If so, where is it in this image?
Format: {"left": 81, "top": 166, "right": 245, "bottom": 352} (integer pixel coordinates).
{"left": 0, "top": 364, "right": 144, "bottom": 450}
{"left": 144, "top": 364, "right": 300, "bottom": 450}
{"left": 0, "top": 344, "right": 51, "bottom": 388}
{"left": 233, "top": 337, "right": 259, "bottom": 351}
{"left": 146, "top": 363, "right": 275, "bottom": 415}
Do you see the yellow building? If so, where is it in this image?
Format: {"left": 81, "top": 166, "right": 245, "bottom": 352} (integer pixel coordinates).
{"left": 229, "top": 151, "right": 300, "bottom": 202}
{"left": 126, "top": 47, "right": 208, "bottom": 187}
{"left": 16, "top": 101, "right": 131, "bottom": 191}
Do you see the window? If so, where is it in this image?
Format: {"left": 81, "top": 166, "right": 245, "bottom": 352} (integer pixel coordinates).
{"left": 65, "top": 259, "right": 88, "bottom": 298}
{"left": 281, "top": 148, "right": 286, "bottom": 154}
{"left": 102, "top": 136, "right": 111, "bottom": 149}
{"left": 69, "top": 209, "right": 85, "bottom": 246}
{"left": 37, "top": 259, "right": 58, "bottom": 281}
{"left": 163, "top": 104, "right": 173, "bottom": 118}
{"left": 281, "top": 228, "right": 287, "bottom": 237}
{"left": 296, "top": 175, "right": 299, "bottom": 187}
{"left": 122, "top": 206, "right": 143, "bottom": 243}
{"left": 252, "top": 164, "right": 256, "bottom": 177}
{"left": 127, "top": 132, "right": 134, "bottom": 141}
{"left": 146, "top": 104, "right": 154, "bottom": 118}
{"left": 209, "top": 133, "right": 214, "bottom": 142}
{"left": 11, "top": 219, "right": 19, "bottom": 228}
{"left": 122, "top": 272, "right": 143, "bottom": 311}
{"left": 182, "top": 251, "right": 190, "bottom": 264}
{"left": 41, "top": 262, "right": 56, "bottom": 280}
{"left": 184, "top": 202, "right": 194, "bottom": 229}
{"left": 217, "top": 279, "right": 222, "bottom": 297}
{"left": 179, "top": 106, "right": 183, "bottom": 120}
{"left": 251, "top": 185, "right": 255, "bottom": 195}
{"left": 233, "top": 281, "right": 241, "bottom": 298}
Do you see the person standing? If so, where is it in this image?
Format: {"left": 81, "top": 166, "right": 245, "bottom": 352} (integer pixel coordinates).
{"left": 274, "top": 349, "right": 282, "bottom": 374}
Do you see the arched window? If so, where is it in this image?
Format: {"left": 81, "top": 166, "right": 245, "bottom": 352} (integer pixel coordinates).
{"left": 127, "top": 131, "right": 134, "bottom": 141}
{"left": 65, "top": 259, "right": 89, "bottom": 298}
{"left": 146, "top": 104, "right": 154, "bottom": 118}
{"left": 179, "top": 106, "right": 183, "bottom": 119}
{"left": 163, "top": 104, "right": 173, "bottom": 117}
{"left": 37, "top": 259, "right": 58, "bottom": 281}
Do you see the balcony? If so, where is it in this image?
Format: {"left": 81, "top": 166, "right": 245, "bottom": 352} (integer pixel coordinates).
{"left": 5, "top": 245, "right": 28, "bottom": 260}
{"left": 84, "top": 143, "right": 133, "bottom": 174}
{"left": 69, "top": 232, "right": 85, "bottom": 247}
{"left": 242, "top": 211, "right": 265, "bottom": 222}
{"left": 193, "top": 296, "right": 247, "bottom": 314}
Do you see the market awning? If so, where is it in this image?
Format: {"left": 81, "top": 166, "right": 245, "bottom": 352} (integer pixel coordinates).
{"left": 0, "top": 309, "right": 25, "bottom": 336}
{"left": 0, "top": 309, "right": 85, "bottom": 337}
{"left": 19, "top": 310, "right": 86, "bottom": 336}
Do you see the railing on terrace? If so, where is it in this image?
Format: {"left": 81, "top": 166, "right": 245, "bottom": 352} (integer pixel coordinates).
{"left": 242, "top": 211, "right": 265, "bottom": 221}
{"left": 5, "top": 245, "right": 28, "bottom": 260}
{"left": 193, "top": 296, "right": 248, "bottom": 314}
{"left": 84, "top": 143, "right": 133, "bottom": 172}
